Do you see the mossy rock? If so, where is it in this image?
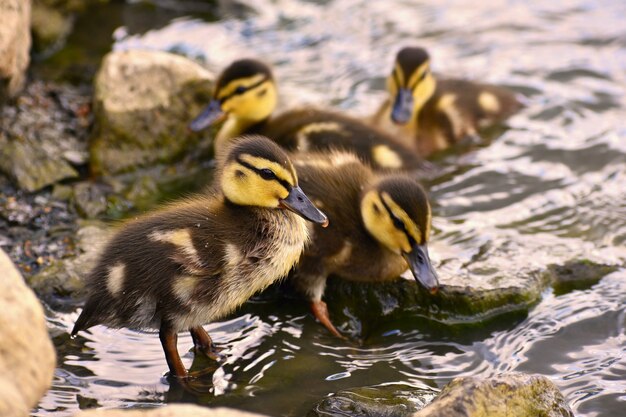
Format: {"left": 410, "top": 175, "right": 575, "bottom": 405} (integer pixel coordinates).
{"left": 545, "top": 259, "right": 618, "bottom": 295}
{"left": 413, "top": 373, "right": 573, "bottom": 417}
{"left": 90, "top": 50, "right": 214, "bottom": 176}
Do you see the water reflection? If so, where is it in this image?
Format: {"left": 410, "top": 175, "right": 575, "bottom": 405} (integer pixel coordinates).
{"left": 35, "top": 0, "right": 626, "bottom": 415}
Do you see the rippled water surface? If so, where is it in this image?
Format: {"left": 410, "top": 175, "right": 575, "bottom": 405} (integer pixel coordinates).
{"left": 36, "top": 0, "right": 626, "bottom": 416}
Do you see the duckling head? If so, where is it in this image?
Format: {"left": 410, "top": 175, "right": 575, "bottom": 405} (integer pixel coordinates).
{"left": 360, "top": 176, "right": 438, "bottom": 292}
{"left": 221, "top": 135, "right": 328, "bottom": 226}
{"left": 189, "top": 59, "right": 278, "bottom": 132}
{"left": 387, "top": 47, "right": 436, "bottom": 125}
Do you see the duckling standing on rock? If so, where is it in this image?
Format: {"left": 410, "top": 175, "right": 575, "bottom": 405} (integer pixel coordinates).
{"left": 71, "top": 135, "right": 328, "bottom": 383}
{"left": 290, "top": 151, "right": 438, "bottom": 338}
{"left": 371, "top": 47, "right": 522, "bottom": 157}
{"left": 189, "top": 59, "right": 425, "bottom": 171}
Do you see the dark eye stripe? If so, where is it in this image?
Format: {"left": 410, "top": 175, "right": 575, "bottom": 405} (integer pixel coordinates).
{"left": 236, "top": 157, "right": 292, "bottom": 191}
{"left": 220, "top": 77, "right": 269, "bottom": 104}
{"left": 379, "top": 195, "right": 417, "bottom": 246}
{"left": 408, "top": 67, "right": 429, "bottom": 91}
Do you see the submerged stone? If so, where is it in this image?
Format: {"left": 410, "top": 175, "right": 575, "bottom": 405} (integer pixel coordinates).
{"left": 546, "top": 259, "right": 618, "bottom": 296}
{"left": 413, "top": 373, "right": 573, "bottom": 417}
{"left": 90, "top": 50, "right": 214, "bottom": 175}
{"left": 309, "top": 385, "right": 436, "bottom": 417}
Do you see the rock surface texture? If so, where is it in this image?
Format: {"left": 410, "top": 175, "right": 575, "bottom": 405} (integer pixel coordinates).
{"left": 0, "top": 249, "right": 56, "bottom": 417}
{"left": 413, "top": 373, "right": 574, "bottom": 417}
{"left": 75, "top": 405, "right": 269, "bottom": 417}
{"left": 0, "top": 0, "right": 31, "bottom": 99}
{"left": 91, "top": 50, "right": 214, "bottom": 175}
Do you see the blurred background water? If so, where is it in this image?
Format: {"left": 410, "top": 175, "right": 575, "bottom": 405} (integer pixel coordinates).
{"left": 33, "top": 0, "right": 625, "bottom": 416}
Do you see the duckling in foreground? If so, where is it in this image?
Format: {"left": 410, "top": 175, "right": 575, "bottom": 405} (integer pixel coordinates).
{"left": 291, "top": 151, "right": 438, "bottom": 338}
{"left": 71, "top": 135, "right": 328, "bottom": 382}
{"left": 189, "top": 58, "right": 424, "bottom": 171}
{"left": 371, "top": 46, "right": 522, "bottom": 157}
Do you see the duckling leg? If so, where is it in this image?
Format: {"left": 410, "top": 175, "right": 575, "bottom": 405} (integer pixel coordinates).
{"left": 159, "top": 321, "right": 188, "bottom": 379}
{"left": 310, "top": 300, "right": 346, "bottom": 340}
{"left": 189, "top": 326, "right": 225, "bottom": 362}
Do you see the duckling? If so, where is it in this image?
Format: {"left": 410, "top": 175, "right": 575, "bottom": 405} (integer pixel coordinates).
{"left": 71, "top": 135, "right": 328, "bottom": 383}
{"left": 290, "top": 151, "right": 438, "bottom": 338}
{"left": 189, "top": 58, "right": 425, "bottom": 172}
{"left": 371, "top": 46, "right": 523, "bottom": 157}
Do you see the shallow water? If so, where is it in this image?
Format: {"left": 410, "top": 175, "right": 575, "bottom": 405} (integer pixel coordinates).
{"left": 35, "top": 0, "right": 626, "bottom": 416}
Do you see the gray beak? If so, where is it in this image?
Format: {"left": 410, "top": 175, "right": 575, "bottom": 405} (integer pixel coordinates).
{"left": 403, "top": 244, "right": 439, "bottom": 293}
{"left": 280, "top": 186, "right": 329, "bottom": 227}
{"left": 391, "top": 88, "right": 414, "bottom": 125}
{"left": 189, "top": 99, "right": 224, "bottom": 132}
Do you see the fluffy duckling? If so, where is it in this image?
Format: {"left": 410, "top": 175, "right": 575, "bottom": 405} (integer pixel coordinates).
{"left": 189, "top": 59, "right": 424, "bottom": 171}
{"left": 72, "top": 135, "right": 328, "bottom": 383}
{"left": 290, "top": 151, "right": 438, "bottom": 338}
{"left": 371, "top": 46, "right": 522, "bottom": 157}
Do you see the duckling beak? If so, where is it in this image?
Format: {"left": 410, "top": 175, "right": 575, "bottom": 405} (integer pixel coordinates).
{"left": 280, "top": 186, "right": 329, "bottom": 227}
{"left": 403, "top": 244, "right": 439, "bottom": 293}
{"left": 391, "top": 88, "right": 414, "bottom": 125}
{"left": 189, "top": 99, "right": 225, "bottom": 132}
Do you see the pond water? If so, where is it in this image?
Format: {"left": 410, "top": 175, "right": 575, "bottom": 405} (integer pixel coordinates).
{"left": 34, "top": 0, "right": 626, "bottom": 416}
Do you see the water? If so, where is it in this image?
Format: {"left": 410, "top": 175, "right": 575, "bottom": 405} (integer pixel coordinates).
{"left": 34, "top": 0, "right": 626, "bottom": 416}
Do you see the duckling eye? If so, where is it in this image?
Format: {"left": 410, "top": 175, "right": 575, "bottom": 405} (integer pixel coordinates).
{"left": 234, "top": 86, "right": 247, "bottom": 95}
{"left": 259, "top": 168, "right": 277, "bottom": 180}
{"left": 392, "top": 216, "right": 405, "bottom": 230}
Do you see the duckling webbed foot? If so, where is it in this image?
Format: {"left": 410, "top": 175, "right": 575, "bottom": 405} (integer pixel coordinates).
{"left": 190, "top": 326, "right": 226, "bottom": 362}
{"left": 310, "top": 300, "right": 347, "bottom": 340}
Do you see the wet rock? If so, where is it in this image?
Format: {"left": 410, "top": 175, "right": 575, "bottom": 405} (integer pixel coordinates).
{"left": 413, "top": 373, "right": 573, "bottom": 417}
{"left": 0, "top": 249, "right": 56, "bottom": 417}
{"left": 90, "top": 50, "right": 214, "bottom": 175}
{"left": 0, "top": 81, "right": 91, "bottom": 191}
{"left": 546, "top": 259, "right": 618, "bottom": 296}
{"left": 0, "top": 0, "right": 31, "bottom": 99}
{"left": 75, "top": 404, "right": 268, "bottom": 417}
{"left": 28, "top": 222, "right": 111, "bottom": 307}
{"left": 72, "top": 181, "right": 108, "bottom": 218}
{"left": 309, "top": 385, "right": 436, "bottom": 417}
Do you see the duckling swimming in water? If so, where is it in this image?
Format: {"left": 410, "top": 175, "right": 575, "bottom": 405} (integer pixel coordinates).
{"left": 290, "top": 151, "right": 438, "bottom": 338}
{"left": 71, "top": 135, "right": 328, "bottom": 383}
{"left": 371, "top": 46, "right": 522, "bottom": 157}
{"left": 189, "top": 59, "right": 424, "bottom": 171}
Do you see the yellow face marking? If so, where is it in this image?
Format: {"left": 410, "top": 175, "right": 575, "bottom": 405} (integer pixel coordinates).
{"left": 149, "top": 229, "right": 201, "bottom": 266}
{"left": 172, "top": 275, "right": 198, "bottom": 302}
{"left": 393, "top": 62, "right": 406, "bottom": 86}
{"left": 372, "top": 145, "right": 403, "bottom": 169}
{"left": 217, "top": 74, "right": 266, "bottom": 100}
{"left": 407, "top": 61, "right": 430, "bottom": 89}
{"left": 381, "top": 192, "right": 421, "bottom": 244}
{"left": 240, "top": 154, "right": 296, "bottom": 185}
{"left": 222, "top": 154, "right": 295, "bottom": 208}
{"left": 107, "top": 262, "right": 125, "bottom": 296}
{"left": 219, "top": 78, "right": 278, "bottom": 123}
{"left": 361, "top": 191, "right": 410, "bottom": 254}
{"left": 478, "top": 91, "right": 501, "bottom": 113}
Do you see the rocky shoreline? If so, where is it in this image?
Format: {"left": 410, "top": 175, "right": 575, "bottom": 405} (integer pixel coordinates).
{"left": 0, "top": 1, "right": 616, "bottom": 416}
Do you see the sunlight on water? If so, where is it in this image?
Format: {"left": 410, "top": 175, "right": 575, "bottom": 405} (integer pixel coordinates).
{"left": 35, "top": 0, "right": 625, "bottom": 415}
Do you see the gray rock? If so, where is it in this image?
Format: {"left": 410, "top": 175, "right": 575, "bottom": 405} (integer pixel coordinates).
{"left": 0, "top": 0, "right": 31, "bottom": 99}
{"left": 31, "top": 0, "right": 72, "bottom": 53}
{"left": 0, "top": 132, "right": 79, "bottom": 192}
{"left": 75, "top": 405, "right": 269, "bottom": 417}
{"left": 0, "top": 81, "right": 90, "bottom": 191}
{"left": 412, "top": 373, "right": 573, "bottom": 417}
{"left": 91, "top": 50, "right": 214, "bottom": 175}
{"left": 28, "top": 223, "right": 111, "bottom": 304}
{"left": 309, "top": 385, "right": 436, "bottom": 417}
{"left": 0, "top": 248, "right": 56, "bottom": 417}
